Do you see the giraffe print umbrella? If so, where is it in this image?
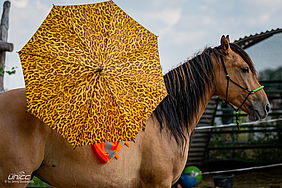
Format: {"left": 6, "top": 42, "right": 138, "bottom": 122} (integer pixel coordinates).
{"left": 19, "top": 1, "right": 167, "bottom": 147}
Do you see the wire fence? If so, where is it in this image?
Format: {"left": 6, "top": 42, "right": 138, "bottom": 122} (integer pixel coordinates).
{"left": 202, "top": 163, "right": 282, "bottom": 175}
{"left": 195, "top": 118, "right": 282, "bottom": 130}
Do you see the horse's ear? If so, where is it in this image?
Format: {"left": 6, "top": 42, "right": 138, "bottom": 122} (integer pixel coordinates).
{"left": 221, "top": 35, "right": 231, "bottom": 55}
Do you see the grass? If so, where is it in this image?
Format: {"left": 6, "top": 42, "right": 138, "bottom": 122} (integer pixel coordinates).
{"left": 27, "top": 177, "right": 51, "bottom": 187}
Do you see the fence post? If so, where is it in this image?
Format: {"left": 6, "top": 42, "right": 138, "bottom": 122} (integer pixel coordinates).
{"left": 0, "top": 1, "right": 12, "bottom": 92}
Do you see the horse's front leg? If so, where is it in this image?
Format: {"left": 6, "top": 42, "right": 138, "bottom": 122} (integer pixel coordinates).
{"left": 0, "top": 137, "right": 36, "bottom": 188}
{"left": 0, "top": 170, "right": 32, "bottom": 188}
{"left": 0, "top": 107, "right": 49, "bottom": 187}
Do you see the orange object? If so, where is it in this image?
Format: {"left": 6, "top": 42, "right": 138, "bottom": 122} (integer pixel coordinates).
{"left": 93, "top": 141, "right": 130, "bottom": 163}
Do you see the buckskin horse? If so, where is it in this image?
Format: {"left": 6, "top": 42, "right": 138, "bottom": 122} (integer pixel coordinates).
{"left": 0, "top": 36, "right": 269, "bottom": 187}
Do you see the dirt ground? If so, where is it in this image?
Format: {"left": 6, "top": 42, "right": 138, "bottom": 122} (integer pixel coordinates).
{"left": 197, "top": 167, "right": 282, "bottom": 188}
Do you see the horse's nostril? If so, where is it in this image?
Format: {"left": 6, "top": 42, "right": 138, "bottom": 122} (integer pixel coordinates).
{"left": 265, "top": 103, "right": 270, "bottom": 113}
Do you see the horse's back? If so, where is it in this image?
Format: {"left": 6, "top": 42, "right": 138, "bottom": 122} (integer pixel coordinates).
{"left": 0, "top": 88, "right": 26, "bottom": 117}
{"left": 0, "top": 88, "right": 49, "bottom": 187}
{"left": 0, "top": 88, "right": 41, "bottom": 139}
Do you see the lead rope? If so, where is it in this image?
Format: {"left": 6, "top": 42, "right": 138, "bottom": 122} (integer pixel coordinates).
{"left": 219, "top": 56, "right": 264, "bottom": 130}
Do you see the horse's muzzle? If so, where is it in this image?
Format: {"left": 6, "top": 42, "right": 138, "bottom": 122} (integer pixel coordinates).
{"left": 248, "top": 102, "right": 270, "bottom": 121}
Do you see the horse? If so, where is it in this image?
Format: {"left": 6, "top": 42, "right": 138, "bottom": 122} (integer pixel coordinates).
{"left": 0, "top": 36, "right": 269, "bottom": 187}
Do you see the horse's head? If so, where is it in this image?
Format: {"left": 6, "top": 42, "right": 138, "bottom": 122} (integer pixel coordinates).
{"left": 214, "top": 35, "right": 269, "bottom": 121}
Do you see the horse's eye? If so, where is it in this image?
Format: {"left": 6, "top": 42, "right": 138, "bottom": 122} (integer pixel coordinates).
{"left": 241, "top": 67, "right": 249, "bottom": 73}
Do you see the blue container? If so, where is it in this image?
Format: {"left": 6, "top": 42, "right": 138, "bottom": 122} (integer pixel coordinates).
{"left": 179, "top": 175, "right": 197, "bottom": 188}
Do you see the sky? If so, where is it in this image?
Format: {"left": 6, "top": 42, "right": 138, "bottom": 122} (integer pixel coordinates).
{"left": 246, "top": 33, "right": 282, "bottom": 71}
{"left": 2, "top": 0, "right": 282, "bottom": 90}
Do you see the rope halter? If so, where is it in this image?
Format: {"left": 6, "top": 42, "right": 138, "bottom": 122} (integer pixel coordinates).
{"left": 219, "top": 56, "right": 264, "bottom": 130}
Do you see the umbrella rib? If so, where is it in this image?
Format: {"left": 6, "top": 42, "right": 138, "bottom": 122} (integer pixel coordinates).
{"left": 64, "top": 18, "right": 93, "bottom": 61}
{"left": 107, "top": 1, "right": 157, "bottom": 63}
{"left": 101, "top": 1, "right": 114, "bottom": 66}
{"left": 120, "top": 77, "right": 167, "bottom": 123}
{"left": 74, "top": 90, "right": 94, "bottom": 148}
{"left": 74, "top": 74, "right": 127, "bottom": 146}
{"left": 27, "top": 73, "right": 94, "bottom": 112}
{"left": 110, "top": 41, "right": 156, "bottom": 65}
{"left": 19, "top": 51, "right": 96, "bottom": 70}
{"left": 105, "top": 3, "right": 156, "bottom": 65}
{"left": 103, "top": 77, "right": 127, "bottom": 125}
{"left": 111, "top": 76, "right": 166, "bottom": 116}
{"left": 124, "top": 77, "right": 165, "bottom": 95}
{"left": 73, "top": 73, "right": 104, "bottom": 147}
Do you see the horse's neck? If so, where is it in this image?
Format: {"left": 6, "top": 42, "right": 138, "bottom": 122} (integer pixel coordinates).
{"left": 144, "top": 86, "right": 213, "bottom": 169}
{"left": 188, "top": 89, "right": 213, "bottom": 133}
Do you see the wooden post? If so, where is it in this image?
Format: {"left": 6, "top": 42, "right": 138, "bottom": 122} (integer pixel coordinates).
{"left": 0, "top": 1, "right": 11, "bottom": 92}
{"left": 0, "top": 41, "right": 13, "bottom": 52}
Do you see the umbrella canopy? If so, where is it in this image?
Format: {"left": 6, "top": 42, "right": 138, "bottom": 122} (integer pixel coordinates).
{"left": 19, "top": 1, "right": 167, "bottom": 147}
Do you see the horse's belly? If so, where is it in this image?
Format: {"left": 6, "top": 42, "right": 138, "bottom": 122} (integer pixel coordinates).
{"left": 37, "top": 136, "right": 142, "bottom": 188}
{"left": 37, "top": 164, "right": 141, "bottom": 188}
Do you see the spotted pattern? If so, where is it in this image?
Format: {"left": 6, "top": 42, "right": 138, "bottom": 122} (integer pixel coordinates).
{"left": 19, "top": 1, "right": 167, "bottom": 147}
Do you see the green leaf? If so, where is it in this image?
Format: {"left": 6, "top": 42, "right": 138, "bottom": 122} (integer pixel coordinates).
{"left": 0, "top": 67, "right": 4, "bottom": 77}
{"left": 5, "top": 70, "right": 16, "bottom": 75}
{"left": 0, "top": 66, "right": 17, "bottom": 76}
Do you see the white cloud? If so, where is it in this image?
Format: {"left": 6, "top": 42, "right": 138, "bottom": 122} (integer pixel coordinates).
{"left": 150, "top": 0, "right": 187, "bottom": 7}
{"left": 246, "top": 13, "right": 271, "bottom": 27}
{"left": 141, "top": 8, "right": 182, "bottom": 36}
{"left": 203, "top": 0, "right": 221, "bottom": 4}
{"left": 171, "top": 30, "right": 208, "bottom": 45}
{"left": 246, "top": 0, "right": 282, "bottom": 7}
{"left": 237, "top": 0, "right": 282, "bottom": 29}
{"left": 10, "top": 0, "right": 29, "bottom": 8}
{"left": 158, "top": 9, "right": 182, "bottom": 27}
{"left": 35, "top": 0, "right": 48, "bottom": 10}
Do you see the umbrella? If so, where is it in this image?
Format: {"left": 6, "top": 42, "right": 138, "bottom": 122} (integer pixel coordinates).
{"left": 19, "top": 1, "right": 167, "bottom": 147}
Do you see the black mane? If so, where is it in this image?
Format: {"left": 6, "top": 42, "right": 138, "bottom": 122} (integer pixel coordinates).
{"left": 153, "top": 43, "right": 256, "bottom": 146}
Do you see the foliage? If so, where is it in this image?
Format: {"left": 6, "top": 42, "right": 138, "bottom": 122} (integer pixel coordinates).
{"left": 250, "top": 122, "right": 282, "bottom": 162}
{"left": 0, "top": 66, "right": 16, "bottom": 76}
{"left": 259, "top": 66, "right": 282, "bottom": 81}
{"left": 209, "top": 127, "right": 249, "bottom": 161}
{"left": 208, "top": 121, "right": 282, "bottom": 162}
{"left": 27, "top": 177, "right": 50, "bottom": 187}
